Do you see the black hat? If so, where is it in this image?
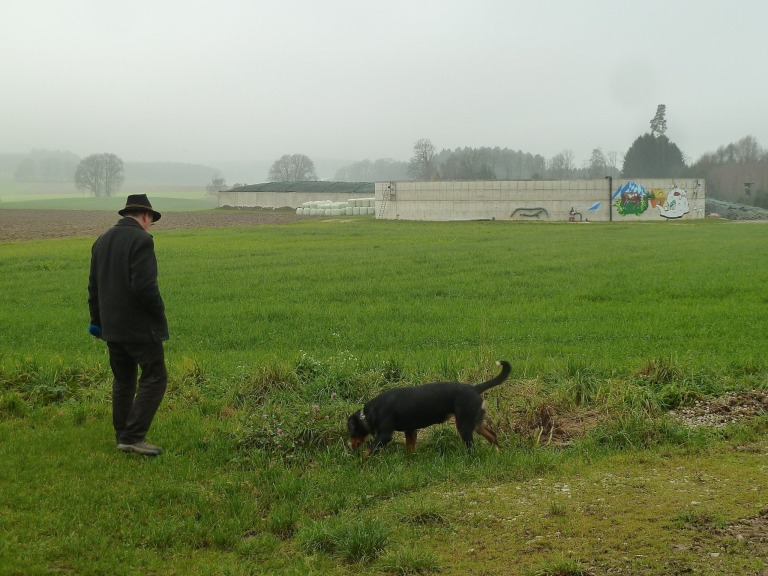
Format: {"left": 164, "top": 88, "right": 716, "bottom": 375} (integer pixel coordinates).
{"left": 118, "top": 194, "right": 161, "bottom": 222}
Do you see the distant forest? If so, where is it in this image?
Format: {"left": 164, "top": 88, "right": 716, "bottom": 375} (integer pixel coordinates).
{"left": 0, "top": 149, "right": 219, "bottom": 187}
{"left": 333, "top": 147, "right": 620, "bottom": 183}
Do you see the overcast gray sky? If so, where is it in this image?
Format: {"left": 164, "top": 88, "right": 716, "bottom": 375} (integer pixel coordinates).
{"left": 2, "top": 0, "right": 767, "bottom": 174}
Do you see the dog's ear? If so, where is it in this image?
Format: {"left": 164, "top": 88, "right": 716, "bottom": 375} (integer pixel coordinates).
{"left": 347, "top": 412, "right": 369, "bottom": 436}
{"left": 347, "top": 413, "right": 361, "bottom": 435}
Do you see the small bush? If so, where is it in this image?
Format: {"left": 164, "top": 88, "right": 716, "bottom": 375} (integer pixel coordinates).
{"left": 295, "top": 350, "right": 386, "bottom": 404}
{"left": 234, "top": 394, "right": 350, "bottom": 461}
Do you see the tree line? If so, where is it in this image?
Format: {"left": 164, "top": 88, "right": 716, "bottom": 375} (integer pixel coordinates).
{"left": 6, "top": 105, "right": 766, "bottom": 203}
{"left": 330, "top": 105, "right": 766, "bottom": 204}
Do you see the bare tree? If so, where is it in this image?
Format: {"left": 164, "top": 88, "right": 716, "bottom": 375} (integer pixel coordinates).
{"left": 75, "top": 153, "right": 124, "bottom": 197}
{"left": 606, "top": 151, "right": 621, "bottom": 174}
{"left": 547, "top": 150, "right": 575, "bottom": 179}
{"left": 205, "top": 174, "right": 227, "bottom": 196}
{"left": 267, "top": 154, "right": 317, "bottom": 182}
{"left": 587, "top": 148, "right": 607, "bottom": 178}
{"left": 408, "top": 138, "right": 439, "bottom": 180}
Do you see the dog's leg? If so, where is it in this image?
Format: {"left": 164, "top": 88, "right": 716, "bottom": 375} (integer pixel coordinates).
{"left": 455, "top": 419, "right": 475, "bottom": 450}
{"left": 476, "top": 421, "right": 500, "bottom": 449}
{"left": 405, "top": 430, "right": 418, "bottom": 453}
{"left": 368, "top": 432, "right": 393, "bottom": 454}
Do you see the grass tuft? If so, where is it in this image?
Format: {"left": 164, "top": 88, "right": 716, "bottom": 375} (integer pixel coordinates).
{"left": 528, "top": 556, "right": 592, "bottom": 576}
{"left": 378, "top": 546, "right": 442, "bottom": 575}
{"left": 298, "top": 516, "right": 390, "bottom": 563}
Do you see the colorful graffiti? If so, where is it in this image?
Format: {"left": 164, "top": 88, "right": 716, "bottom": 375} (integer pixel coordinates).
{"left": 657, "top": 186, "right": 690, "bottom": 219}
{"left": 613, "top": 181, "right": 649, "bottom": 216}
{"left": 613, "top": 182, "right": 690, "bottom": 219}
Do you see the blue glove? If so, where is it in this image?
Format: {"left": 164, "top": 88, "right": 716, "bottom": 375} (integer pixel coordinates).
{"left": 88, "top": 325, "right": 102, "bottom": 337}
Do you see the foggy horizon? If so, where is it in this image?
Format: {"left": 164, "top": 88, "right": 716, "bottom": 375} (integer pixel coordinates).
{"left": 3, "top": 0, "right": 767, "bottom": 174}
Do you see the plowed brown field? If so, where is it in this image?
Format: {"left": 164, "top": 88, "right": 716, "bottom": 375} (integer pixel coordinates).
{"left": 0, "top": 210, "right": 304, "bottom": 241}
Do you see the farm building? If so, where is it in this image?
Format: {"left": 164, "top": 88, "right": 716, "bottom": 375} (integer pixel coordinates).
{"left": 375, "top": 178, "right": 706, "bottom": 222}
{"left": 219, "top": 178, "right": 706, "bottom": 222}
{"left": 218, "top": 181, "right": 373, "bottom": 209}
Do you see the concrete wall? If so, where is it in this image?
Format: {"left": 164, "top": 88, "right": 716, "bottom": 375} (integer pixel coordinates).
{"left": 375, "top": 179, "right": 706, "bottom": 222}
{"left": 218, "top": 191, "right": 372, "bottom": 209}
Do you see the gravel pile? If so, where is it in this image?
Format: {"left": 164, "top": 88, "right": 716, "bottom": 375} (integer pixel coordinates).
{"left": 668, "top": 390, "right": 768, "bottom": 428}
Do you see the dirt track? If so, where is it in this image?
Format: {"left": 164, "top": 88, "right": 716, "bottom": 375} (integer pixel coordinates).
{"left": 0, "top": 209, "right": 305, "bottom": 242}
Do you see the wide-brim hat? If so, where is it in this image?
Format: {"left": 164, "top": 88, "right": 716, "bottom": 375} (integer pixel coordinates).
{"left": 118, "top": 194, "right": 161, "bottom": 222}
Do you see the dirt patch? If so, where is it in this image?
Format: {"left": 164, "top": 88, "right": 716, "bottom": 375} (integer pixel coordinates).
{"left": 0, "top": 209, "right": 306, "bottom": 241}
{"left": 668, "top": 390, "right": 768, "bottom": 428}
{"left": 491, "top": 390, "right": 768, "bottom": 447}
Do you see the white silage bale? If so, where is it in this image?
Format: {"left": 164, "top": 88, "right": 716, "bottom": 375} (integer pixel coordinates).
{"left": 368, "top": 207, "right": 375, "bottom": 215}
{"left": 331, "top": 208, "right": 342, "bottom": 216}
{"left": 295, "top": 207, "right": 303, "bottom": 215}
{"left": 352, "top": 207, "right": 360, "bottom": 215}
{"left": 345, "top": 207, "right": 353, "bottom": 215}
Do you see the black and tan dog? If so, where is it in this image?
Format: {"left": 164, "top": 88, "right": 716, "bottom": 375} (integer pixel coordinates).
{"left": 347, "top": 360, "right": 511, "bottom": 458}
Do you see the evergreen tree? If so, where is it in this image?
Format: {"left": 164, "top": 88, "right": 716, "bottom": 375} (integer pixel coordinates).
{"left": 650, "top": 104, "right": 667, "bottom": 137}
{"left": 622, "top": 133, "right": 685, "bottom": 178}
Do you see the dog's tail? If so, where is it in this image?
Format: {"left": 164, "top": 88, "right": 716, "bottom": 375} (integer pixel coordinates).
{"left": 474, "top": 360, "right": 511, "bottom": 394}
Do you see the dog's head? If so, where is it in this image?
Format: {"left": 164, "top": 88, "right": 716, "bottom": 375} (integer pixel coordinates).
{"left": 347, "top": 409, "right": 370, "bottom": 450}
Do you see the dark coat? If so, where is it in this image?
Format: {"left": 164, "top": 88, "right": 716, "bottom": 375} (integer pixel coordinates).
{"left": 88, "top": 217, "right": 169, "bottom": 343}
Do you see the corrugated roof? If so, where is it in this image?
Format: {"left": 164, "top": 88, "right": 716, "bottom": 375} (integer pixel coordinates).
{"left": 231, "top": 181, "right": 374, "bottom": 194}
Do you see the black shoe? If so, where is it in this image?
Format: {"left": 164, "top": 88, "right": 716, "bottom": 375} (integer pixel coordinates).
{"left": 117, "top": 441, "right": 162, "bottom": 456}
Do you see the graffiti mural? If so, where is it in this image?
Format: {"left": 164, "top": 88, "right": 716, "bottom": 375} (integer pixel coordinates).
{"left": 613, "top": 181, "right": 649, "bottom": 216}
{"left": 657, "top": 186, "right": 690, "bottom": 219}
{"left": 613, "top": 182, "right": 691, "bottom": 219}
{"left": 511, "top": 207, "right": 548, "bottom": 219}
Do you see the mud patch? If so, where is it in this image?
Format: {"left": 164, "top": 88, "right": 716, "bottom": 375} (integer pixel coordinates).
{"left": 0, "top": 209, "right": 305, "bottom": 241}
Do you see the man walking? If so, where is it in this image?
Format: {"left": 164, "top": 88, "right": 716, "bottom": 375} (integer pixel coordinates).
{"left": 88, "top": 194, "right": 169, "bottom": 456}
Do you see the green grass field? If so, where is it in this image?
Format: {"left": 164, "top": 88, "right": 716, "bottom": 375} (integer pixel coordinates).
{"left": 2, "top": 217, "right": 768, "bottom": 575}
